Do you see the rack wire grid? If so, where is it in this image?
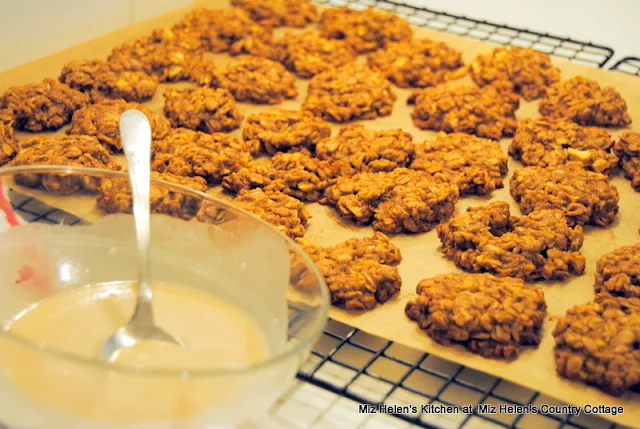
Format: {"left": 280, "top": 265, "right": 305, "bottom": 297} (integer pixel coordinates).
{"left": 610, "top": 57, "right": 640, "bottom": 76}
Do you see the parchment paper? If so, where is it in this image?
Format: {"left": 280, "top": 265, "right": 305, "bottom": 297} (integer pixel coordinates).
{"left": 0, "top": 0, "right": 638, "bottom": 426}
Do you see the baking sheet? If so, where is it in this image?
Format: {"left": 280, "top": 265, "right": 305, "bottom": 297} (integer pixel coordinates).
{"left": 0, "top": 0, "right": 639, "bottom": 426}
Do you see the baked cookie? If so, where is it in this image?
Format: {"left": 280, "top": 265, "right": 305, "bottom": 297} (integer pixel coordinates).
{"left": 0, "top": 78, "right": 89, "bottom": 132}
{"left": 9, "top": 135, "right": 120, "bottom": 195}
{"left": 410, "top": 133, "right": 508, "bottom": 196}
{"left": 163, "top": 87, "right": 243, "bottom": 133}
{"left": 539, "top": 76, "right": 632, "bottom": 127}
{"left": 222, "top": 152, "right": 333, "bottom": 202}
{"left": 553, "top": 294, "right": 640, "bottom": 396}
{"left": 59, "top": 59, "right": 158, "bottom": 102}
{"left": 614, "top": 131, "right": 640, "bottom": 191}
{"left": 315, "top": 125, "right": 415, "bottom": 177}
{"left": 243, "top": 109, "right": 331, "bottom": 154}
{"left": 405, "top": 273, "right": 547, "bottom": 359}
{"left": 97, "top": 172, "right": 208, "bottom": 220}
{"left": 595, "top": 243, "right": 640, "bottom": 299}
{"left": 437, "top": 201, "right": 585, "bottom": 281}
{"left": 0, "top": 109, "right": 18, "bottom": 166}
{"left": 153, "top": 127, "right": 260, "bottom": 157}
{"left": 230, "top": 0, "right": 317, "bottom": 27}
{"left": 510, "top": 163, "right": 619, "bottom": 227}
{"left": 293, "top": 232, "right": 403, "bottom": 310}
{"left": 509, "top": 118, "right": 617, "bottom": 174}
{"left": 408, "top": 85, "right": 519, "bottom": 140}
{"left": 471, "top": 47, "right": 561, "bottom": 101}
{"left": 233, "top": 188, "right": 309, "bottom": 238}
{"left": 217, "top": 57, "right": 297, "bottom": 104}
{"left": 367, "top": 39, "right": 467, "bottom": 88}
{"left": 67, "top": 99, "right": 171, "bottom": 153}
{"left": 304, "top": 63, "right": 396, "bottom": 122}
{"left": 319, "top": 7, "right": 412, "bottom": 53}
{"left": 323, "top": 168, "right": 459, "bottom": 234}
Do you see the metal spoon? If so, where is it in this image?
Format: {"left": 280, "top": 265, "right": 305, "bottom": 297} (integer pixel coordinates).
{"left": 100, "top": 109, "right": 184, "bottom": 362}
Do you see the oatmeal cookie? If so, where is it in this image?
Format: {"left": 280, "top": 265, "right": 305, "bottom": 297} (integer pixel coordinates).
{"left": 553, "top": 294, "right": 640, "bottom": 396}
{"left": 319, "top": 7, "right": 412, "bottom": 53}
{"left": 67, "top": 99, "right": 171, "bottom": 153}
{"left": 405, "top": 273, "right": 547, "bottom": 359}
{"left": 408, "top": 85, "right": 519, "bottom": 140}
{"left": 243, "top": 110, "right": 331, "bottom": 154}
{"left": 231, "top": 0, "right": 317, "bottom": 27}
{"left": 539, "top": 76, "right": 631, "bottom": 127}
{"left": 0, "top": 109, "right": 18, "bottom": 166}
{"left": 410, "top": 133, "right": 508, "bottom": 196}
{"left": 153, "top": 127, "right": 260, "bottom": 157}
{"left": 595, "top": 243, "right": 640, "bottom": 299}
{"left": 233, "top": 188, "right": 309, "bottom": 238}
{"left": 163, "top": 87, "right": 242, "bottom": 133}
{"left": 304, "top": 63, "right": 396, "bottom": 122}
{"left": 222, "top": 152, "right": 332, "bottom": 202}
{"left": 315, "top": 125, "right": 415, "bottom": 177}
{"left": 324, "top": 168, "right": 459, "bottom": 234}
{"left": 97, "top": 172, "right": 208, "bottom": 220}
{"left": 293, "top": 232, "right": 402, "bottom": 310}
{"left": 614, "top": 131, "right": 640, "bottom": 191}
{"left": 0, "top": 78, "right": 89, "bottom": 132}
{"left": 471, "top": 47, "right": 561, "bottom": 101}
{"left": 367, "top": 40, "right": 467, "bottom": 88}
{"left": 437, "top": 201, "right": 586, "bottom": 281}
{"left": 9, "top": 135, "right": 120, "bottom": 195}
{"left": 217, "top": 57, "right": 297, "bottom": 104}
{"left": 510, "top": 163, "right": 619, "bottom": 227}
{"left": 59, "top": 59, "right": 158, "bottom": 103}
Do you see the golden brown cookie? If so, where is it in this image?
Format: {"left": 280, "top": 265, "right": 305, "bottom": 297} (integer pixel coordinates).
{"left": 163, "top": 87, "right": 243, "bottom": 133}
{"left": 553, "top": 294, "right": 640, "bottom": 396}
{"left": 0, "top": 109, "right": 18, "bottom": 166}
{"left": 614, "top": 131, "right": 640, "bottom": 191}
{"left": 437, "top": 201, "right": 585, "bottom": 281}
{"left": 367, "top": 39, "right": 467, "bottom": 88}
{"left": 471, "top": 47, "right": 561, "bottom": 101}
{"left": 293, "top": 233, "right": 402, "bottom": 310}
{"left": 539, "top": 76, "right": 631, "bottom": 127}
{"left": 67, "top": 99, "right": 171, "bottom": 153}
{"left": 319, "top": 7, "right": 412, "bottom": 53}
{"left": 230, "top": 0, "right": 317, "bottom": 27}
{"left": 217, "top": 57, "right": 297, "bottom": 104}
{"left": 595, "top": 243, "right": 640, "bottom": 299}
{"left": 0, "top": 78, "right": 89, "bottom": 132}
{"left": 153, "top": 127, "right": 260, "bottom": 157}
{"left": 408, "top": 84, "right": 519, "bottom": 140}
{"left": 406, "top": 273, "right": 547, "bottom": 359}
{"left": 324, "top": 168, "right": 459, "bottom": 234}
{"left": 304, "top": 63, "right": 396, "bottom": 122}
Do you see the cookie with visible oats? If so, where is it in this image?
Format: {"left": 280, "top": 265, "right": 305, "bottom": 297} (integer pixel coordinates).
{"left": 410, "top": 133, "right": 508, "bottom": 196}
{"left": 304, "top": 63, "right": 396, "bottom": 122}
{"left": 595, "top": 243, "right": 640, "bottom": 299}
{"left": 509, "top": 118, "right": 618, "bottom": 174}
{"left": 0, "top": 109, "right": 18, "bottom": 166}
{"left": 323, "top": 168, "right": 459, "bottom": 234}
{"left": 471, "top": 47, "right": 561, "bottom": 101}
{"left": 553, "top": 294, "right": 640, "bottom": 396}
{"left": 234, "top": 188, "right": 309, "bottom": 238}
{"left": 405, "top": 273, "right": 547, "bottom": 359}
{"left": 0, "top": 78, "right": 89, "bottom": 132}
{"left": 67, "top": 99, "right": 171, "bottom": 153}
{"left": 367, "top": 39, "right": 467, "bottom": 88}
{"left": 437, "top": 201, "right": 586, "bottom": 281}
{"left": 539, "top": 76, "right": 631, "bottom": 127}
{"left": 59, "top": 59, "right": 158, "bottom": 103}
{"left": 510, "top": 163, "right": 619, "bottom": 227}
{"left": 614, "top": 131, "right": 640, "bottom": 191}
{"left": 153, "top": 127, "right": 260, "bottom": 157}
{"left": 408, "top": 85, "right": 519, "bottom": 140}
{"left": 319, "top": 7, "right": 412, "bottom": 53}
{"left": 163, "top": 87, "right": 243, "bottom": 133}
{"left": 243, "top": 110, "right": 331, "bottom": 154}
{"left": 293, "top": 232, "right": 402, "bottom": 310}
{"left": 217, "top": 57, "right": 297, "bottom": 104}
{"left": 97, "top": 172, "right": 208, "bottom": 220}
{"left": 231, "top": 0, "right": 317, "bottom": 27}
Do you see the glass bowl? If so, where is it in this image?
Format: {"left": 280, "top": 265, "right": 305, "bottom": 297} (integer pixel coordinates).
{"left": 0, "top": 166, "right": 329, "bottom": 429}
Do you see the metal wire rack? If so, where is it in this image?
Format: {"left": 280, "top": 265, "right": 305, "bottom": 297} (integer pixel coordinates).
{"left": 610, "top": 57, "right": 640, "bottom": 76}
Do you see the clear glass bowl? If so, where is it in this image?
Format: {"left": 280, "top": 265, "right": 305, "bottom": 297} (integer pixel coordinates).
{"left": 0, "top": 166, "right": 329, "bottom": 429}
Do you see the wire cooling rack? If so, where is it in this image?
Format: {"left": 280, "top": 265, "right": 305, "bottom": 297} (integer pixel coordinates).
{"left": 610, "top": 57, "right": 640, "bottom": 76}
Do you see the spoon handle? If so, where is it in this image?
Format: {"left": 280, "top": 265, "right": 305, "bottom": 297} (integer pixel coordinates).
{"left": 119, "top": 110, "right": 153, "bottom": 310}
